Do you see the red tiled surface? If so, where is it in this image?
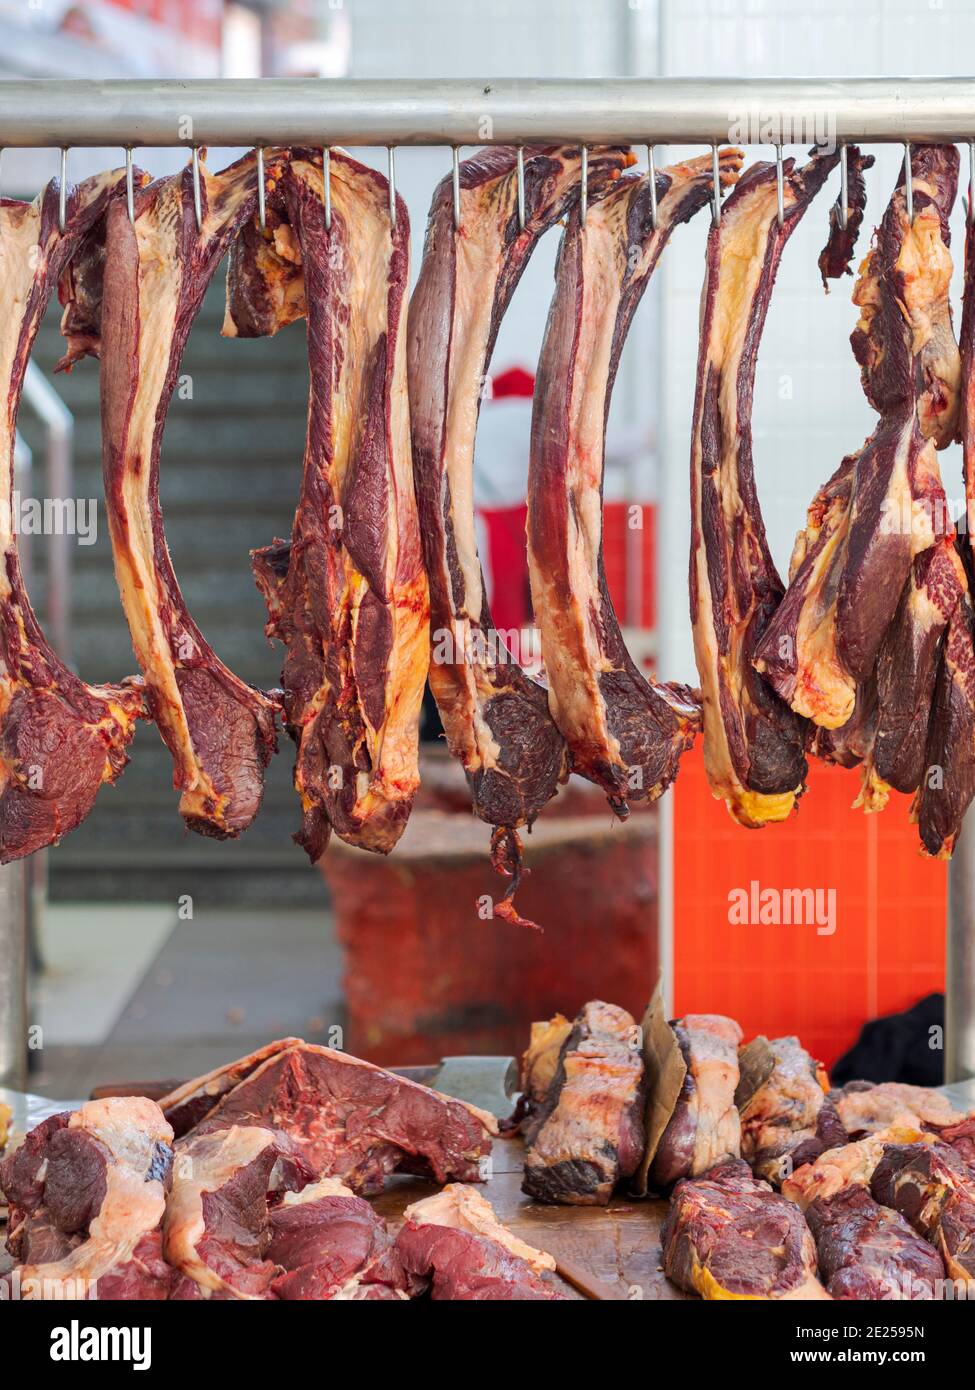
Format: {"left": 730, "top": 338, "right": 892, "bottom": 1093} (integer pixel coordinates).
{"left": 603, "top": 502, "right": 656, "bottom": 629}
{"left": 672, "top": 746, "right": 947, "bottom": 1069}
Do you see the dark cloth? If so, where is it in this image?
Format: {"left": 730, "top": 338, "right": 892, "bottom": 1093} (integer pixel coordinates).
{"left": 831, "top": 994, "right": 945, "bottom": 1088}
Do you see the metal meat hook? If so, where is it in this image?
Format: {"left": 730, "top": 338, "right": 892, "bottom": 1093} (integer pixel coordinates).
{"left": 646, "top": 143, "right": 658, "bottom": 230}
{"left": 191, "top": 146, "right": 203, "bottom": 231}
{"left": 256, "top": 145, "right": 266, "bottom": 231}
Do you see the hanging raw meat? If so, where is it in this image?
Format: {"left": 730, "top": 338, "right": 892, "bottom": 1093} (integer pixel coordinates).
{"left": 528, "top": 151, "right": 742, "bottom": 813}
{"left": 0, "top": 169, "right": 146, "bottom": 863}
{"left": 754, "top": 147, "right": 966, "bottom": 837}
{"left": 100, "top": 150, "right": 280, "bottom": 839}
{"left": 225, "top": 151, "right": 427, "bottom": 859}
{"left": 408, "top": 144, "right": 632, "bottom": 924}
{"left": 689, "top": 149, "right": 838, "bottom": 828}
{"left": 818, "top": 145, "right": 874, "bottom": 287}
{"left": 913, "top": 184, "right": 975, "bottom": 856}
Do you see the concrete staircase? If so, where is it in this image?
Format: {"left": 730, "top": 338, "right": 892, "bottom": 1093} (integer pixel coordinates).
{"left": 24, "top": 281, "right": 329, "bottom": 905}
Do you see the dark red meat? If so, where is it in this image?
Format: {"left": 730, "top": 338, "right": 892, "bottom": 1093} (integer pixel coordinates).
{"left": 528, "top": 153, "right": 744, "bottom": 812}
{"left": 871, "top": 1140, "right": 975, "bottom": 1286}
{"left": 408, "top": 145, "right": 632, "bottom": 922}
{"left": 806, "top": 1184, "right": 944, "bottom": 1299}
{"left": 0, "top": 170, "right": 146, "bottom": 863}
{"left": 521, "top": 1000, "right": 644, "bottom": 1205}
{"left": 395, "top": 1221, "right": 562, "bottom": 1301}
{"left": 100, "top": 150, "right": 280, "bottom": 838}
{"left": 0, "top": 1098, "right": 174, "bottom": 1301}
{"left": 690, "top": 151, "right": 839, "bottom": 826}
{"left": 662, "top": 1159, "right": 829, "bottom": 1300}
{"left": 160, "top": 1039, "right": 495, "bottom": 1196}
{"left": 226, "top": 151, "right": 427, "bottom": 860}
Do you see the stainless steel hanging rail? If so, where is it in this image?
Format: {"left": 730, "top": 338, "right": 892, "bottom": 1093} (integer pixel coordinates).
{"left": 0, "top": 72, "right": 972, "bottom": 1089}
{"left": 0, "top": 77, "right": 975, "bottom": 147}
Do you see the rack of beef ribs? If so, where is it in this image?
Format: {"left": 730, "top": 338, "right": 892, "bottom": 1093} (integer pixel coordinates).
{"left": 527, "top": 151, "right": 744, "bottom": 814}
{"left": 100, "top": 150, "right": 281, "bottom": 840}
{"left": 0, "top": 170, "right": 146, "bottom": 863}
{"left": 689, "top": 149, "right": 840, "bottom": 828}
{"left": 226, "top": 150, "right": 428, "bottom": 860}
{"left": 407, "top": 144, "right": 632, "bottom": 926}
{"left": 755, "top": 146, "right": 971, "bottom": 851}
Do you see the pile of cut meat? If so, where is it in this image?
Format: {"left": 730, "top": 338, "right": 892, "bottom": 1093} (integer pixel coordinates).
{"left": 508, "top": 995, "right": 975, "bottom": 1300}
{"left": 0, "top": 1038, "right": 563, "bottom": 1301}
{"left": 4, "top": 1021, "right": 973, "bottom": 1301}
{"left": 6, "top": 142, "right": 970, "bottom": 923}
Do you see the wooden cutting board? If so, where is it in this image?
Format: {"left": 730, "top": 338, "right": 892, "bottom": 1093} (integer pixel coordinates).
{"left": 370, "top": 1136, "right": 685, "bottom": 1301}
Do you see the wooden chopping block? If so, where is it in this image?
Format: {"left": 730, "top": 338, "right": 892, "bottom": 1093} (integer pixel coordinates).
{"left": 320, "top": 804, "right": 658, "bottom": 1065}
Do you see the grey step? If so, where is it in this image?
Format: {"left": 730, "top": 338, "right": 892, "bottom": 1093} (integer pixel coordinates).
{"left": 24, "top": 361, "right": 312, "bottom": 413}
{"left": 63, "top": 626, "right": 283, "bottom": 689}
{"left": 55, "top": 414, "right": 307, "bottom": 462}
{"left": 33, "top": 566, "right": 283, "bottom": 615}
{"left": 49, "top": 810, "right": 312, "bottom": 864}
{"left": 23, "top": 519, "right": 295, "bottom": 577}
{"left": 50, "top": 865, "right": 329, "bottom": 908}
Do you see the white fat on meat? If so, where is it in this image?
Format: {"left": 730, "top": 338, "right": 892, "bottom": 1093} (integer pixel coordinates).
{"left": 163, "top": 1124, "right": 277, "bottom": 1299}
{"left": 19, "top": 1097, "right": 172, "bottom": 1295}
{"left": 403, "top": 1183, "right": 555, "bottom": 1273}
{"left": 836, "top": 1083, "right": 971, "bottom": 1136}
{"left": 781, "top": 1125, "right": 930, "bottom": 1210}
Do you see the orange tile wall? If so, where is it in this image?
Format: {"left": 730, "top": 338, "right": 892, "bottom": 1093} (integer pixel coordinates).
{"left": 671, "top": 747, "right": 947, "bottom": 1068}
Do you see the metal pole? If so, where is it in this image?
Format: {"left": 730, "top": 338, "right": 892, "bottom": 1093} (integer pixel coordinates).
{"left": 0, "top": 77, "right": 973, "bottom": 147}
{"left": 947, "top": 818, "right": 975, "bottom": 1082}
{"left": 0, "top": 861, "right": 28, "bottom": 1090}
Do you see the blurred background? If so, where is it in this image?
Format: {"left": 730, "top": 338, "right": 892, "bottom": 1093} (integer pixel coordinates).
{"left": 5, "top": 0, "right": 967, "bottom": 1096}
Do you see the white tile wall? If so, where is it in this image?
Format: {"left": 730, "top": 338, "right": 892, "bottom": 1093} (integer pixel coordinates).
{"left": 343, "top": 0, "right": 662, "bottom": 513}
